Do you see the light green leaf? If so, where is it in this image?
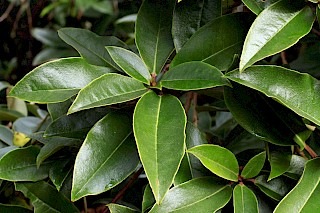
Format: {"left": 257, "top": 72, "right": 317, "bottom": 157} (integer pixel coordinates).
{"left": 149, "top": 177, "right": 232, "bottom": 213}
{"left": 226, "top": 66, "right": 320, "bottom": 127}
{"left": 16, "top": 181, "right": 79, "bottom": 213}
{"left": 268, "top": 148, "right": 292, "bottom": 181}
{"left": 71, "top": 112, "right": 139, "bottom": 201}
{"left": 9, "top": 58, "right": 110, "bottom": 103}
{"left": 107, "top": 203, "right": 139, "bottom": 213}
{"left": 187, "top": 144, "right": 239, "bottom": 181}
{"left": 274, "top": 158, "right": 320, "bottom": 212}
{"left": 172, "top": 0, "right": 221, "bottom": 51}
{"left": 171, "top": 13, "right": 254, "bottom": 71}
{"left": 106, "top": 46, "right": 151, "bottom": 84}
{"left": 239, "top": 0, "right": 315, "bottom": 71}
{"left": 68, "top": 73, "right": 147, "bottom": 113}
{"left": 233, "top": 184, "right": 259, "bottom": 213}
{"left": 241, "top": 151, "right": 266, "bottom": 179}
{"left": 58, "top": 28, "right": 127, "bottom": 68}
{"left": 0, "top": 146, "right": 50, "bottom": 181}
{"left": 133, "top": 91, "right": 186, "bottom": 203}
{"left": 142, "top": 184, "right": 155, "bottom": 213}
{"left": 161, "top": 61, "right": 230, "bottom": 90}
{"left": 135, "top": 0, "right": 175, "bottom": 74}
{"left": 242, "top": 0, "right": 280, "bottom": 15}
{"left": 0, "top": 125, "right": 14, "bottom": 146}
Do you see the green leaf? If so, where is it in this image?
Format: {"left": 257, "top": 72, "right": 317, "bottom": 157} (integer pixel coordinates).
{"left": 7, "top": 96, "right": 28, "bottom": 116}
{"left": 16, "top": 181, "right": 79, "bottom": 213}
{"left": 142, "top": 184, "right": 155, "bottom": 213}
{"left": 44, "top": 107, "right": 110, "bottom": 139}
{"left": 0, "top": 146, "right": 18, "bottom": 159}
{"left": 0, "top": 107, "right": 25, "bottom": 121}
{"left": 135, "top": 0, "right": 175, "bottom": 74}
{"left": 171, "top": 13, "right": 254, "bottom": 71}
{"left": 49, "top": 158, "right": 74, "bottom": 191}
{"left": 241, "top": 151, "right": 266, "bottom": 179}
{"left": 187, "top": 144, "right": 239, "bottom": 181}
{"left": 0, "top": 146, "right": 50, "bottom": 181}
{"left": 255, "top": 174, "right": 293, "bottom": 201}
{"left": 32, "top": 28, "right": 67, "bottom": 47}
{"left": 149, "top": 177, "right": 232, "bottom": 213}
{"left": 58, "top": 28, "right": 128, "bottom": 68}
{"left": 161, "top": 61, "right": 230, "bottom": 90}
{"left": 224, "top": 79, "right": 310, "bottom": 146}
{"left": 107, "top": 204, "right": 139, "bottom": 213}
{"left": 13, "top": 116, "right": 42, "bottom": 136}
{"left": 274, "top": 158, "right": 320, "bottom": 212}
{"left": 0, "top": 204, "right": 32, "bottom": 213}
{"left": 172, "top": 0, "right": 221, "bottom": 51}
{"left": 268, "top": 148, "right": 292, "bottom": 181}
{"left": 239, "top": 0, "right": 315, "bottom": 71}
{"left": 106, "top": 46, "right": 151, "bottom": 84}
{"left": 242, "top": 0, "right": 280, "bottom": 15}
{"left": 68, "top": 73, "right": 147, "bottom": 113}
{"left": 47, "top": 98, "right": 73, "bottom": 121}
{"left": 226, "top": 66, "right": 320, "bottom": 127}
{"left": 32, "top": 47, "right": 78, "bottom": 66}
{"left": 9, "top": 58, "right": 110, "bottom": 103}
{"left": 0, "top": 125, "right": 14, "bottom": 145}
{"left": 233, "top": 184, "right": 259, "bottom": 213}
{"left": 284, "top": 155, "right": 306, "bottom": 180}
{"left": 133, "top": 91, "right": 186, "bottom": 203}
{"left": 71, "top": 112, "right": 139, "bottom": 201}
{"left": 0, "top": 81, "right": 10, "bottom": 91}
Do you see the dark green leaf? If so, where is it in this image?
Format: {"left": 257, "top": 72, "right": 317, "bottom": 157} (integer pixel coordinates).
{"left": 47, "top": 98, "right": 72, "bottom": 121}
{"left": 0, "top": 107, "right": 25, "bottom": 121}
{"left": 268, "top": 148, "right": 292, "bottom": 181}
{"left": 134, "top": 91, "right": 186, "bottom": 203}
{"left": 149, "top": 177, "right": 232, "bottom": 213}
{"left": 241, "top": 151, "right": 266, "bottom": 179}
{"left": 161, "top": 61, "right": 230, "bottom": 90}
{"left": 173, "top": 0, "right": 221, "bottom": 51}
{"left": 9, "top": 58, "right": 111, "bottom": 103}
{"left": 284, "top": 155, "right": 306, "bottom": 180}
{"left": 242, "top": 0, "right": 280, "bottom": 15}
{"left": 58, "top": 28, "right": 128, "bottom": 68}
{"left": 0, "top": 146, "right": 18, "bottom": 159}
{"left": 16, "top": 181, "right": 79, "bottom": 213}
{"left": 136, "top": 0, "right": 175, "bottom": 74}
{"left": 49, "top": 158, "right": 74, "bottom": 191}
{"left": 32, "top": 28, "right": 67, "bottom": 47}
{"left": 71, "top": 112, "right": 139, "bottom": 201}
{"left": 240, "top": 0, "right": 315, "bottom": 71}
{"left": 32, "top": 48, "right": 78, "bottom": 66}
{"left": 233, "top": 184, "right": 259, "bottom": 213}
{"left": 0, "top": 204, "right": 32, "bottom": 213}
{"left": 142, "top": 184, "right": 155, "bottom": 213}
{"left": 187, "top": 144, "right": 239, "bottom": 181}
{"left": 171, "top": 13, "right": 254, "bottom": 71}
{"left": 68, "top": 74, "right": 147, "bottom": 113}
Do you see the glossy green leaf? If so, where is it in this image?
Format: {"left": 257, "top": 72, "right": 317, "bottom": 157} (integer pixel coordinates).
{"left": 142, "top": 184, "right": 156, "bottom": 213}
{"left": 242, "top": 0, "right": 280, "bottom": 15}
{"left": 0, "top": 146, "right": 50, "bottom": 181}
{"left": 0, "top": 125, "right": 13, "bottom": 145}
{"left": 174, "top": 155, "right": 192, "bottom": 186}
{"left": 239, "top": 0, "right": 315, "bottom": 71}
{"left": 227, "top": 66, "right": 320, "bottom": 126}
{"left": 149, "top": 177, "right": 232, "bottom": 213}
{"left": 172, "top": 0, "right": 221, "bottom": 51}
{"left": 233, "top": 184, "right": 259, "bottom": 213}
{"left": 0, "top": 204, "right": 32, "bottom": 213}
{"left": 71, "top": 112, "right": 139, "bottom": 201}
{"left": 47, "top": 98, "right": 72, "bottom": 121}
{"left": 274, "top": 158, "right": 320, "bottom": 212}
{"left": 58, "top": 28, "right": 127, "bottom": 68}
{"left": 161, "top": 61, "right": 230, "bottom": 90}
{"left": 16, "top": 181, "right": 79, "bottom": 213}
{"left": 106, "top": 46, "right": 151, "bottom": 84}
{"left": 68, "top": 73, "right": 147, "bottom": 113}
{"left": 133, "top": 91, "right": 186, "bottom": 203}
{"left": 284, "top": 155, "right": 306, "bottom": 180}
{"left": 44, "top": 107, "right": 110, "bottom": 139}
{"left": 9, "top": 58, "right": 110, "bottom": 103}
{"left": 268, "top": 149, "right": 292, "bottom": 181}
{"left": 255, "top": 174, "right": 293, "bottom": 201}
{"left": 107, "top": 204, "right": 139, "bottom": 213}
{"left": 224, "top": 80, "right": 310, "bottom": 146}
{"left": 187, "top": 144, "right": 239, "bottom": 181}
{"left": 49, "top": 158, "right": 74, "bottom": 191}
{"left": 241, "top": 151, "right": 266, "bottom": 179}
{"left": 135, "top": 0, "right": 175, "bottom": 74}
{"left": 171, "top": 13, "right": 254, "bottom": 71}
{"left": 0, "top": 146, "right": 18, "bottom": 159}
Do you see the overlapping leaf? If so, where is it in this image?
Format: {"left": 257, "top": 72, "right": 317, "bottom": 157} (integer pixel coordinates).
{"left": 133, "top": 91, "right": 186, "bottom": 203}
{"left": 241, "top": 151, "right": 266, "bottom": 179}
{"left": 268, "top": 148, "right": 292, "bottom": 181}
{"left": 9, "top": 58, "right": 111, "bottom": 103}
{"left": 239, "top": 0, "right": 315, "bottom": 71}
{"left": 107, "top": 204, "right": 139, "bottom": 213}
{"left": 233, "top": 184, "right": 259, "bottom": 213}
{"left": 242, "top": 0, "right": 280, "bottom": 15}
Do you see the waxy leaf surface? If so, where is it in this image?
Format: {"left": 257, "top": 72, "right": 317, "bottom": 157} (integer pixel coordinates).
{"left": 187, "top": 144, "right": 239, "bottom": 181}
{"left": 72, "top": 112, "right": 139, "bottom": 201}
{"left": 106, "top": 46, "right": 151, "bottom": 84}
{"left": 9, "top": 58, "right": 110, "bottom": 103}
{"left": 161, "top": 61, "right": 230, "bottom": 90}
{"left": 133, "top": 91, "right": 186, "bottom": 203}
{"left": 226, "top": 66, "right": 320, "bottom": 126}
{"left": 268, "top": 148, "right": 292, "bottom": 181}
{"left": 241, "top": 151, "right": 266, "bottom": 179}
{"left": 242, "top": 0, "right": 280, "bottom": 15}
{"left": 150, "top": 177, "right": 232, "bottom": 213}
{"left": 136, "top": 0, "right": 175, "bottom": 74}
{"left": 233, "top": 184, "right": 259, "bottom": 213}
{"left": 107, "top": 204, "right": 139, "bottom": 213}
{"left": 240, "top": 0, "right": 314, "bottom": 71}
{"left": 69, "top": 73, "right": 147, "bottom": 113}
